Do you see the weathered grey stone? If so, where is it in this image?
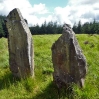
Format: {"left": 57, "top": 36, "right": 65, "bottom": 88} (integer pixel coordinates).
{"left": 6, "top": 8, "right": 34, "bottom": 78}
{"left": 51, "top": 23, "right": 87, "bottom": 88}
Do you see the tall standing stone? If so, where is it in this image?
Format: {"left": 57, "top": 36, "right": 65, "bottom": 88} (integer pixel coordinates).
{"left": 51, "top": 24, "right": 87, "bottom": 89}
{"left": 6, "top": 8, "right": 34, "bottom": 78}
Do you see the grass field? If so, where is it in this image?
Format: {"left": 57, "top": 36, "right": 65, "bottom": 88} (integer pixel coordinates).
{"left": 0, "top": 34, "right": 99, "bottom": 99}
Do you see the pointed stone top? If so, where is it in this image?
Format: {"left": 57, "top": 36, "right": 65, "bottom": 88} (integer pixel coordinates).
{"left": 62, "top": 23, "right": 72, "bottom": 34}
{"left": 7, "top": 8, "right": 24, "bottom": 21}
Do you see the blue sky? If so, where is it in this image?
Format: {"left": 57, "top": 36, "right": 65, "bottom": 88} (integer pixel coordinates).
{"left": 30, "top": 0, "right": 69, "bottom": 9}
{"left": 0, "top": 0, "right": 99, "bottom": 26}
{"left": 29, "top": 0, "right": 69, "bottom": 19}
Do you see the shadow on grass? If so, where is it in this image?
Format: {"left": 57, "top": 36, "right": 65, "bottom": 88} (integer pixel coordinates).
{"left": 0, "top": 71, "right": 20, "bottom": 90}
{"left": 33, "top": 82, "right": 59, "bottom": 99}
{"left": 32, "top": 82, "right": 74, "bottom": 99}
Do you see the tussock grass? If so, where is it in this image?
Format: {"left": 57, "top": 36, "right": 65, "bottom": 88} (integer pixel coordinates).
{"left": 0, "top": 34, "right": 99, "bottom": 99}
{"left": 0, "top": 38, "right": 9, "bottom": 68}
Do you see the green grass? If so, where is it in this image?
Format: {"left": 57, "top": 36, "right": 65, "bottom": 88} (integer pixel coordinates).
{"left": 0, "top": 34, "right": 99, "bottom": 99}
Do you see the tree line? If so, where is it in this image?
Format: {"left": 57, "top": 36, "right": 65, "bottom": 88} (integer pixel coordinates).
{"left": 73, "top": 20, "right": 99, "bottom": 34}
{"left": 0, "top": 15, "right": 99, "bottom": 38}
{"left": 30, "top": 21, "right": 63, "bottom": 35}
{"left": 0, "top": 15, "right": 8, "bottom": 38}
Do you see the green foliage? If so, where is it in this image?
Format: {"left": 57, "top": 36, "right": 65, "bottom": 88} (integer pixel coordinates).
{"left": 0, "top": 34, "right": 99, "bottom": 99}
{"left": 30, "top": 21, "right": 63, "bottom": 35}
{"left": 73, "top": 19, "right": 99, "bottom": 34}
{"left": 0, "top": 15, "right": 8, "bottom": 38}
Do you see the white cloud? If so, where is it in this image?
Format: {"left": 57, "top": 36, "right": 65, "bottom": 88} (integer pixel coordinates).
{"left": 53, "top": 6, "right": 72, "bottom": 25}
{"left": 0, "top": 0, "right": 49, "bottom": 26}
{"left": 53, "top": 0, "right": 99, "bottom": 26}
{"left": 0, "top": 0, "right": 31, "bottom": 15}
{"left": 30, "top": 3, "right": 48, "bottom": 15}
{"left": 0, "top": 0, "right": 99, "bottom": 27}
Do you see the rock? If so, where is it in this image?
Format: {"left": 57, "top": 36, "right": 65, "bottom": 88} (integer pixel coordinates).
{"left": 51, "top": 23, "right": 87, "bottom": 88}
{"left": 6, "top": 8, "right": 34, "bottom": 78}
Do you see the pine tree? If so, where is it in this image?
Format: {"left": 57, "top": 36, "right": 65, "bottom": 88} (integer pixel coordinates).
{"left": 77, "top": 21, "right": 82, "bottom": 34}
{"left": 0, "top": 19, "right": 4, "bottom": 37}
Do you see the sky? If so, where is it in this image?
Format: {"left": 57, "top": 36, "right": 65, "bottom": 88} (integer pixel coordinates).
{"left": 0, "top": 0, "right": 99, "bottom": 27}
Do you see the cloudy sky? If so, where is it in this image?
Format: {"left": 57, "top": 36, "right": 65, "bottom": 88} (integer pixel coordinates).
{"left": 0, "top": 0, "right": 99, "bottom": 27}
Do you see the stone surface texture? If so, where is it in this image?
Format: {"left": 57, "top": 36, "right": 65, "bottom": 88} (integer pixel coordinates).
{"left": 6, "top": 8, "right": 34, "bottom": 78}
{"left": 51, "top": 23, "right": 87, "bottom": 88}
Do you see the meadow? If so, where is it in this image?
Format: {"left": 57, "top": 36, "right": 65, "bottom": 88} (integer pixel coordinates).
{"left": 0, "top": 34, "right": 99, "bottom": 99}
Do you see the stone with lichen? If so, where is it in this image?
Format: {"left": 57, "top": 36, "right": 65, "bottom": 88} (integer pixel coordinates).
{"left": 6, "top": 8, "right": 34, "bottom": 78}
{"left": 51, "top": 23, "right": 87, "bottom": 89}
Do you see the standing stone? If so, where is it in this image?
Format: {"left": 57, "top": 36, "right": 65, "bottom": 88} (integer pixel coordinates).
{"left": 51, "top": 23, "right": 87, "bottom": 89}
{"left": 6, "top": 8, "right": 34, "bottom": 78}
